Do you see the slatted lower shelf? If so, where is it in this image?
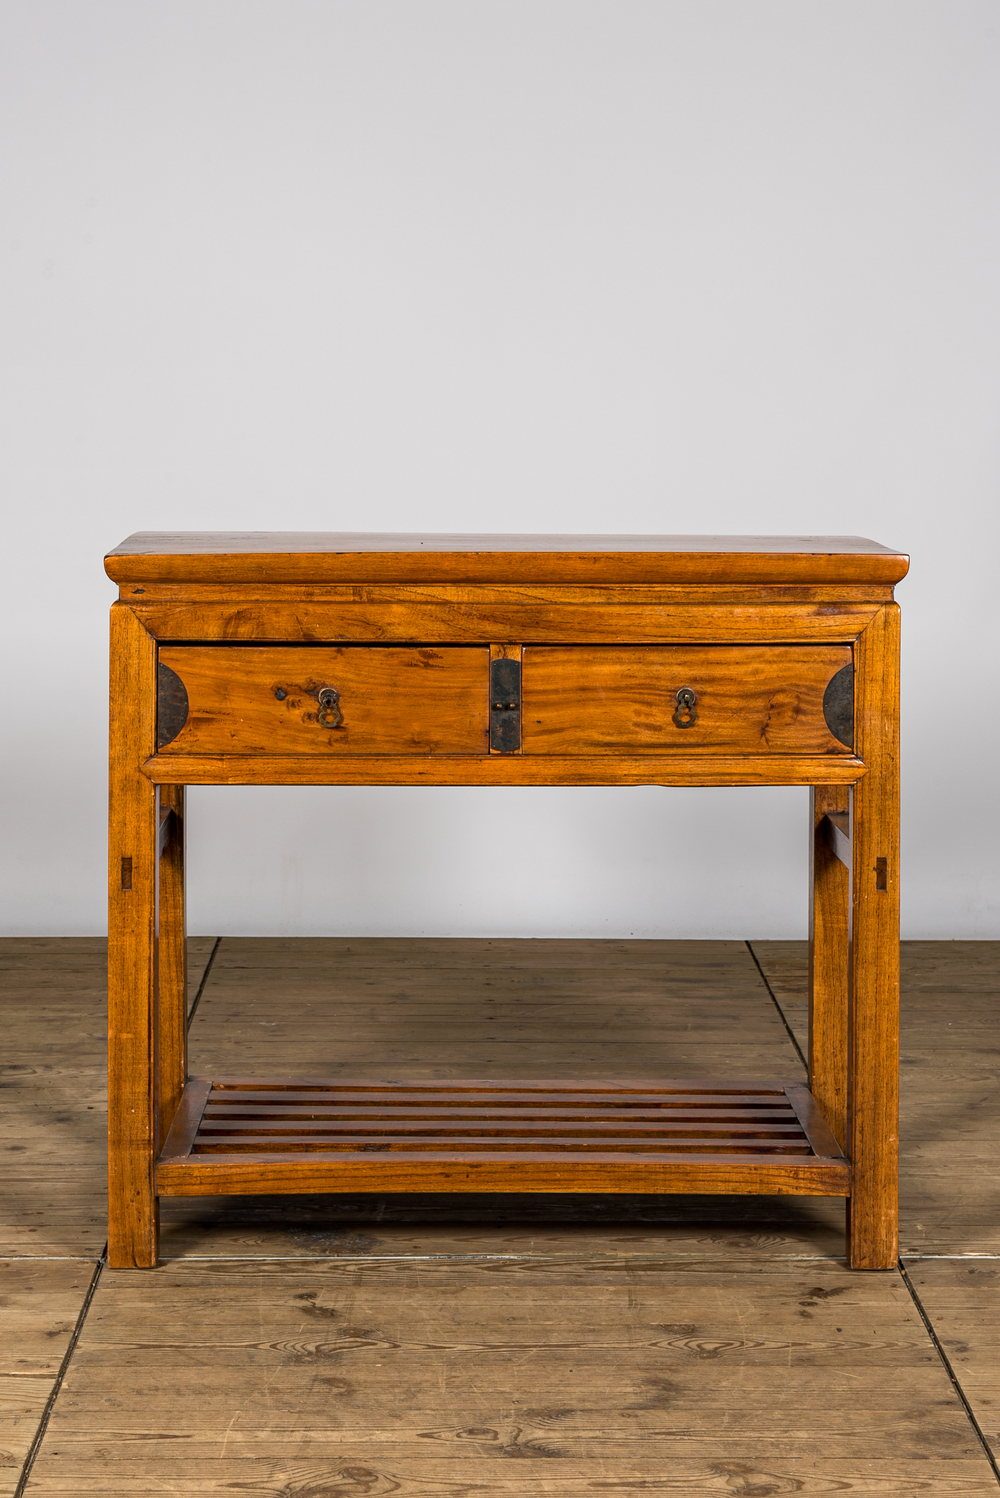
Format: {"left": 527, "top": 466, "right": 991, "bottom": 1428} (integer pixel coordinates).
{"left": 157, "top": 1077, "right": 850, "bottom": 1197}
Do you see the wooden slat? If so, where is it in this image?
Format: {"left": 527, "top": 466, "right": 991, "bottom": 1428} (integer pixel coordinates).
{"left": 195, "top": 1123, "right": 810, "bottom": 1140}
{"left": 156, "top": 1153, "right": 851, "bottom": 1195}
{"left": 198, "top": 1097, "right": 800, "bottom": 1113}
{"left": 191, "top": 1083, "right": 810, "bottom": 1146}
{"left": 201, "top": 1104, "right": 798, "bottom": 1120}
{"left": 198, "top": 1096, "right": 802, "bottom": 1114}
{"left": 207, "top": 1075, "right": 798, "bottom": 1096}
{"left": 191, "top": 1138, "right": 815, "bottom": 1154}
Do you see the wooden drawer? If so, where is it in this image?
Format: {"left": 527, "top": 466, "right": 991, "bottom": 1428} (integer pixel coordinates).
{"left": 521, "top": 645, "right": 853, "bottom": 755}
{"left": 157, "top": 646, "right": 489, "bottom": 756}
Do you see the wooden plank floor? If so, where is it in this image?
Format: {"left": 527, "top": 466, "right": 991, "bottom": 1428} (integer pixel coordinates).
{"left": 0, "top": 1260, "right": 96, "bottom": 1497}
{"left": 1, "top": 937, "right": 998, "bottom": 1494}
{"left": 0, "top": 938, "right": 216, "bottom": 1259}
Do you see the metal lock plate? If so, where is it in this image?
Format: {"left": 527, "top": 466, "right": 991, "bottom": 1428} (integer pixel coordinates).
{"left": 490, "top": 657, "right": 521, "bottom": 753}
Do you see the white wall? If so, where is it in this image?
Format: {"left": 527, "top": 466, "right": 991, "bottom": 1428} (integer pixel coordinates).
{"left": 2, "top": 1, "right": 998, "bottom": 938}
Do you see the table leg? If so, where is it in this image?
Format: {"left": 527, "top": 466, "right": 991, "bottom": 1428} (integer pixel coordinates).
{"left": 108, "top": 605, "right": 160, "bottom": 1268}
{"left": 157, "top": 784, "right": 187, "bottom": 1149}
{"left": 808, "top": 786, "right": 849, "bottom": 1152}
{"left": 847, "top": 604, "right": 901, "bottom": 1270}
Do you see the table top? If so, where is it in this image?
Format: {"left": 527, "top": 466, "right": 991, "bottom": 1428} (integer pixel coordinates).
{"left": 106, "top": 532, "right": 909, "bottom": 587}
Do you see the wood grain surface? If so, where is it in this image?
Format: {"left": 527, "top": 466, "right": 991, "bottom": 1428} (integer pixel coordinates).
{"left": 901, "top": 1259, "right": 1000, "bottom": 1465}
{"left": 157, "top": 646, "right": 489, "bottom": 757}
{"left": 24, "top": 1257, "right": 993, "bottom": 1495}
{"left": 846, "top": 604, "right": 901, "bottom": 1268}
{"left": 126, "top": 582, "right": 899, "bottom": 602}
{"left": 143, "top": 750, "right": 866, "bottom": 786}
{"left": 809, "top": 788, "right": 850, "bottom": 1151}
{"left": 105, "top": 530, "right": 911, "bottom": 587}
{"left": 156, "top": 784, "right": 187, "bottom": 1148}
{"left": 107, "top": 606, "right": 163, "bottom": 1268}
{"left": 522, "top": 644, "right": 852, "bottom": 756}
{"left": 134, "top": 596, "right": 884, "bottom": 644}
{"left": 0, "top": 1260, "right": 96, "bottom": 1498}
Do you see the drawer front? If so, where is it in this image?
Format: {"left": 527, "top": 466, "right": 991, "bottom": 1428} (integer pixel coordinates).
{"left": 522, "top": 645, "right": 853, "bottom": 755}
{"left": 157, "top": 646, "right": 489, "bottom": 756}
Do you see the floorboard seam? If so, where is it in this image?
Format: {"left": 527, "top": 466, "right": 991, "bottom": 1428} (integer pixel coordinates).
{"left": 159, "top": 1251, "right": 850, "bottom": 1262}
{"left": 745, "top": 940, "right": 807, "bottom": 1068}
{"left": 905, "top": 1253, "right": 1000, "bottom": 1259}
{"left": 898, "top": 1258, "right": 1000, "bottom": 1488}
{"left": 13, "top": 1253, "right": 105, "bottom": 1498}
{"left": 186, "top": 935, "right": 221, "bottom": 1030}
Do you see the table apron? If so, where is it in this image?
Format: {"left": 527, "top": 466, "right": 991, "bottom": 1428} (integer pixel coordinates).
{"left": 141, "top": 753, "right": 866, "bottom": 787}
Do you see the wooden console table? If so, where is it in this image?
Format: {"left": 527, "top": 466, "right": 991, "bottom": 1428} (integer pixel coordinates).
{"left": 106, "top": 532, "right": 906, "bottom": 1269}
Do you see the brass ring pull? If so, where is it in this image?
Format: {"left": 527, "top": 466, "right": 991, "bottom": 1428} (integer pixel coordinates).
{"left": 317, "top": 687, "right": 343, "bottom": 728}
{"left": 672, "top": 686, "right": 697, "bottom": 728}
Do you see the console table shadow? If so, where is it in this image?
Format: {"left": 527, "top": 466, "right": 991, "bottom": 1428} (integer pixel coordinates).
{"left": 105, "top": 532, "right": 906, "bottom": 1269}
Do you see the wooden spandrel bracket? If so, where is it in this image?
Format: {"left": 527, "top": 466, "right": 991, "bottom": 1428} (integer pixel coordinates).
{"left": 824, "top": 811, "right": 851, "bottom": 869}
